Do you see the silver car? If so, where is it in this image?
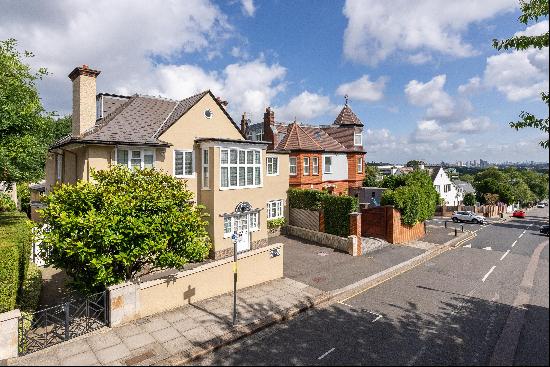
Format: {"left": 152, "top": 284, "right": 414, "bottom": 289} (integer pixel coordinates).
{"left": 451, "top": 211, "right": 486, "bottom": 224}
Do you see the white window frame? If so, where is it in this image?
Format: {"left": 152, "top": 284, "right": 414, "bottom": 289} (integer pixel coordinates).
{"left": 223, "top": 212, "right": 260, "bottom": 238}
{"left": 312, "top": 157, "right": 319, "bottom": 175}
{"left": 173, "top": 149, "right": 195, "bottom": 178}
{"left": 357, "top": 157, "right": 363, "bottom": 173}
{"left": 116, "top": 147, "right": 155, "bottom": 170}
{"left": 56, "top": 154, "right": 63, "bottom": 181}
{"left": 266, "top": 156, "right": 279, "bottom": 176}
{"left": 354, "top": 133, "right": 362, "bottom": 146}
{"left": 303, "top": 157, "right": 310, "bottom": 176}
{"left": 289, "top": 157, "right": 297, "bottom": 176}
{"left": 219, "top": 148, "right": 262, "bottom": 190}
{"left": 202, "top": 149, "right": 209, "bottom": 189}
{"left": 323, "top": 156, "right": 332, "bottom": 174}
{"left": 267, "top": 199, "right": 284, "bottom": 219}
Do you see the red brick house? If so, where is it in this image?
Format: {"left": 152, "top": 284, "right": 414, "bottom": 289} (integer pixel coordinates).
{"left": 244, "top": 103, "right": 366, "bottom": 195}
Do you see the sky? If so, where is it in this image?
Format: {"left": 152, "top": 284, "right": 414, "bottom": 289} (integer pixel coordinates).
{"left": 1, "top": 0, "right": 548, "bottom": 164}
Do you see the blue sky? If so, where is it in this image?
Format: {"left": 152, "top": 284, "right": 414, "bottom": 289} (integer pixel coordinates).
{"left": 1, "top": 0, "right": 548, "bottom": 163}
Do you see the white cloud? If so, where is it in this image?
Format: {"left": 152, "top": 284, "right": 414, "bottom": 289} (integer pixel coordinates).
{"left": 342, "top": 0, "right": 517, "bottom": 65}
{"left": 514, "top": 20, "right": 549, "bottom": 37}
{"left": 405, "top": 75, "right": 455, "bottom": 118}
{"left": 275, "top": 91, "right": 336, "bottom": 122}
{"left": 458, "top": 77, "right": 482, "bottom": 94}
{"left": 0, "top": 0, "right": 232, "bottom": 113}
{"left": 408, "top": 53, "right": 433, "bottom": 65}
{"left": 240, "top": 0, "right": 256, "bottom": 17}
{"left": 484, "top": 47, "right": 549, "bottom": 101}
{"left": 411, "top": 120, "right": 449, "bottom": 142}
{"left": 448, "top": 117, "right": 492, "bottom": 134}
{"left": 336, "top": 75, "right": 387, "bottom": 102}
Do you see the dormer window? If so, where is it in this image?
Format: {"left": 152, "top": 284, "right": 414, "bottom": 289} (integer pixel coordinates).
{"left": 354, "top": 133, "right": 362, "bottom": 146}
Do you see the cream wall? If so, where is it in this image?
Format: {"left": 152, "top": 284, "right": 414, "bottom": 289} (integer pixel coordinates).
{"left": 72, "top": 75, "right": 97, "bottom": 136}
{"left": 156, "top": 94, "right": 244, "bottom": 197}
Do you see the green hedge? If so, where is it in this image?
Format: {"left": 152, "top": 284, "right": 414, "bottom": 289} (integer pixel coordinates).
{"left": 287, "top": 188, "right": 325, "bottom": 210}
{"left": 0, "top": 192, "right": 16, "bottom": 212}
{"left": 322, "top": 195, "right": 359, "bottom": 237}
{"left": 0, "top": 212, "right": 33, "bottom": 312}
{"left": 19, "top": 263, "right": 42, "bottom": 312}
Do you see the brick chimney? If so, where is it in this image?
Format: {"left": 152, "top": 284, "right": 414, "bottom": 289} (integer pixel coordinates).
{"left": 263, "top": 107, "right": 275, "bottom": 149}
{"left": 240, "top": 112, "right": 249, "bottom": 137}
{"left": 68, "top": 65, "right": 101, "bottom": 136}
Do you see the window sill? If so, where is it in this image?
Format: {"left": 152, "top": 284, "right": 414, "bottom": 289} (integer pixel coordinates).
{"left": 219, "top": 185, "right": 264, "bottom": 191}
{"left": 175, "top": 174, "right": 196, "bottom": 179}
{"left": 266, "top": 173, "right": 279, "bottom": 177}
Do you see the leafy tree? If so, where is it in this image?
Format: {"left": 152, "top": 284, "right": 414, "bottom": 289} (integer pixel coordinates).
{"left": 483, "top": 193, "right": 500, "bottom": 205}
{"left": 38, "top": 166, "right": 211, "bottom": 293}
{"left": 363, "top": 165, "right": 381, "bottom": 187}
{"left": 381, "top": 170, "right": 439, "bottom": 225}
{"left": 492, "top": 0, "right": 549, "bottom": 148}
{"left": 463, "top": 192, "right": 476, "bottom": 206}
{"left": 405, "top": 160, "right": 425, "bottom": 169}
{"left": 459, "top": 173, "right": 475, "bottom": 184}
{"left": 0, "top": 39, "right": 53, "bottom": 183}
{"left": 520, "top": 170, "right": 549, "bottom": 201}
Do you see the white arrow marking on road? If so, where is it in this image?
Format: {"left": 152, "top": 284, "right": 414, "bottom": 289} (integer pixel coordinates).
{"left": 318, "top": 348, "right": 335, "bottom": 360}
{"left": 500, "top": 250, "right": 510, "bottom": 261}
{"left": 511, "top": 240, "right": 517, "bottom": 247}
{"left": 482, "top": 266, "right": 496, "bottom": 282}
{"left": 483, "top": 246, "right": 492, "bottom": 251}
{"left": 464, "top": 244, "right": 472, "bottom": 248}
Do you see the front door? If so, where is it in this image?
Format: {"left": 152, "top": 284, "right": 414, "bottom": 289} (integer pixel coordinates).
{"left": 235, "top": 215, "right": 250, "bottom": 253}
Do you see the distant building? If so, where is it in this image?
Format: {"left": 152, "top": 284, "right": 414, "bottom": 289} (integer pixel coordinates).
{"left": 429, "top": 167, "right": 459, "bottom": 206}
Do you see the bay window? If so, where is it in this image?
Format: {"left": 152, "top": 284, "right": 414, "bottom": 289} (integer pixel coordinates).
{"left": 312, "top": 157, "right": 319, "bottom": 175}
{"left": 357, "top": 157, "right": 363, "bottom": 173}
{"left": 220, "top": 148, "right": 262, "bottom": 189}
{"left": 324, "top": 156, "right": 332, "bottom": 174}
{"left": 289, "top": 157, "right": 297, "bottom": 176}
{"left": 202, "top": 149, "right": 209, "bottom": 189}
{"left": 303, "top": 157, "right": 310, "bottom": 175}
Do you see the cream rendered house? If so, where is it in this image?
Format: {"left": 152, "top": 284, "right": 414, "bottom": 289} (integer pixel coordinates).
{"left": 46, "top": 65, "right": 289, "bottom": 259}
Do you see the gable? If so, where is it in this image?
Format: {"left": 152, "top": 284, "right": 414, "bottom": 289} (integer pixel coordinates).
{"left": 158, "top": 92, "right": 244, "bottom": 148}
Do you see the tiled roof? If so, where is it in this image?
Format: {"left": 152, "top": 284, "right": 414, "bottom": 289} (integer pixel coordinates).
{"left": 277, "top": 123, "right": 323, "bottom": 151}
{"left": 99, "top": 94, "right": 130, "bottom": 117}
{"left": 50, "top": 90, "right": 230, "bottom": 149}
{"left": 300, "top": 126, "right": 347, "bottom": 152}
{"left": 334, "top": 105, "right": 363, "bottom": 126}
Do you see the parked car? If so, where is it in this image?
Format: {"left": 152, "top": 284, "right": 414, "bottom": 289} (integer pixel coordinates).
{"left": 540, "top": 225, "right": 549, "bottom": 235}
{"left": 537, "top": 203, "right": 545, "bottom": 208}
{"left": 451, "top": 211, "right": 486, "bottom": 224}
{"left": 512, "top": 210, "right": 526, "bottom": 218}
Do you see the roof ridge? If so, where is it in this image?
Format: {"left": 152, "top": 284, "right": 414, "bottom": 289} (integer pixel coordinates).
{"left": 153, "top": 90, "right": 210, "bottom": 138}
{"left": 135, "top": 93, "right": 178, "bottom": 102}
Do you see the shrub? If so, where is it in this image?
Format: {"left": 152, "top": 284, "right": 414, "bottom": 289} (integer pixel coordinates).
{"left": 18, "top": 263, "right": 42, "bottom": 312}
{"left": 0, "top": 212, "right": 32, "bottom": 312}
{"left": 287, "top": 188, "right": 326, "bottom": 210}
{"left": 381, "top": 170, "right": 438, "bottom": 226}
{"left": 267, "top": 217, "right": 286, "bottom": 233}
{"left": 321, "top": 195, "right": 358, "bottom": 237}
{"left": 0, "top": 192, "right": 16, "bottom": 212}
{"left": 39, "top": 166, "right": 212, "bottom": 293}
{"left": 463, "top": 192, "right": 476, "bottom": 206}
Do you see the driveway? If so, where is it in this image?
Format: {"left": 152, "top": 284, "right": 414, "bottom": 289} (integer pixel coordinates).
{"left": 272, "top": 235, "right": 425, "bottom": 292}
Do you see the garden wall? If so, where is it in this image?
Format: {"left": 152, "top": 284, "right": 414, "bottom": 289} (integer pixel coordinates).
{"left": 289, "top": 208, "right": 319, "bottom": 231}
{"left": 361, "top": 206, "right": 425, "bottom": 244}
{"left": 285, "top": 225, "right": 356, "bottom": 254}
{"left": 108, "top": 243, "right": 284, "bottom": 326}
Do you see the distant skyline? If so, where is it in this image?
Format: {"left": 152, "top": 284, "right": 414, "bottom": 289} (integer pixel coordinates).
{"left": 1, "top": 0, "right": 548, "bottom": 163}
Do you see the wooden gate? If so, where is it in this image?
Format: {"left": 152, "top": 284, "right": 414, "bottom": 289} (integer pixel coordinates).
{"left": 361, "top": 206, "right": 388, "bottom": 238}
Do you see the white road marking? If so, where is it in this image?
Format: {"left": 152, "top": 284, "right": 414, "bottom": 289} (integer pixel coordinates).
{"left": 511, "top": 240, "right": 517, "bottom": 247}
{"left": 522, "top": 230, "right": 526, "bottom": 234}
{"left": 518, "top": 233, "right": 524, "bottom": 238}
{"left": 372, "top": 315, "right": 383, "bottom": 323}
{"left": 483, "top": 246, "right": 492, "bottom": 251}
{"left": 500, "top": 250, "right": 510, "bottom": 261}
{"left": 318, "top": 348, "right": 335, "bottom": 360}
{"left": 464, "top": 244, "right": 472, "bottom": 248}
{"left": 482, "top": 266, "right": 496, "bottom": 282}
{"left": 338, "top": 301, "right": 354, "bottom": 308}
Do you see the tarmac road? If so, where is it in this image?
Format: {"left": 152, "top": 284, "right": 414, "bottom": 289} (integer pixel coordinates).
{"left": 191, "top": 207, "right": 549, "bottom": 366}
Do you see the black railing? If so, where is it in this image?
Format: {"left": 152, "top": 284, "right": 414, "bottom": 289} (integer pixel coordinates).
{"left": 18, "top": 291, "right": 107, "bottom": 356}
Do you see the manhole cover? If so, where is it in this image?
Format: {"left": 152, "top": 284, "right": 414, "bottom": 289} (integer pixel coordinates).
{"left": 317, "top": 252, "right": 329, "bottom": 256}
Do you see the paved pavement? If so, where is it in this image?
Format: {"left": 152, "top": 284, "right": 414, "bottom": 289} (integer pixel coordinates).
{"left": 9, "top": 278, "right": 326, "bottom": 366}
{"left": 278, "top": 235, "right": 426, "bottom": 292}
{"left": 192, "top": 207, "right": 549, "bottom": 365}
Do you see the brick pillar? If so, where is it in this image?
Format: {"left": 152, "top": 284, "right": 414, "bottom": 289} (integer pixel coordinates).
{"left": 349, "top": 212, "right": 362, "bottom": 256}
{"left": 319, "top": 210, "right": 325, "bottom": 233}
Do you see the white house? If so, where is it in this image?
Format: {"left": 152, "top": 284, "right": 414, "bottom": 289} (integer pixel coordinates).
{"left": 430, "top": 167, "right": 460, "bottom": 206}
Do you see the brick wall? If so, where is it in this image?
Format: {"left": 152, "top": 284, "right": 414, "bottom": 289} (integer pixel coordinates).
{"left": 347, "top": 153, "right": 366, "bottom": 190}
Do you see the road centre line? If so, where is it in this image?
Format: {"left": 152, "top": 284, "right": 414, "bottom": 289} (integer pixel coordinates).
{"left": 500, "top": 250, "right": 510, "bottom": 261}
{"left": 519, "top": 233, "right": 524, "bottom": 238}
{"left": 482, "top": 266, "right": 496, "bottom": 282}
{"left": 511, "top": 240, "right": 517, "bottom": 247}
{"left": 318, "top": 348, "right": 335, "bottom": 360}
